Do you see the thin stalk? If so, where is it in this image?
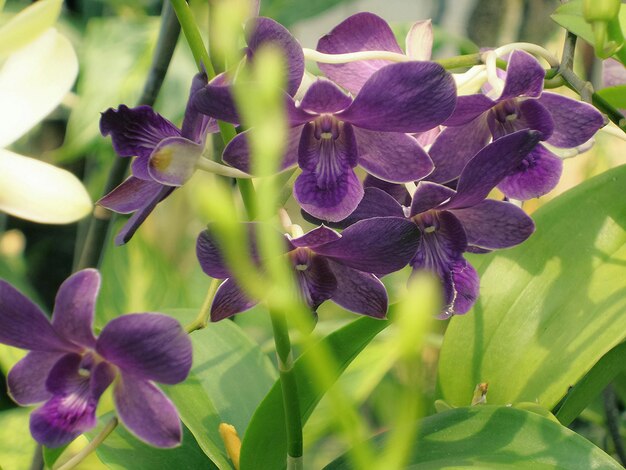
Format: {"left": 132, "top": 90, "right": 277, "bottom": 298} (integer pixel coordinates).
{"left": 54, "top": 418, "right": 118, "bottom": 470}
{"left": 75, "top": 0, "right": 180, "bottom": 270}
{"left": 185, "top": 278, "right": 221, "bottom": 333}
{"left": 270, "top": 308, "right": 303, "bottom": 469}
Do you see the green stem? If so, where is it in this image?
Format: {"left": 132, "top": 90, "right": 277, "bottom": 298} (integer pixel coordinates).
{"left": 54, "top": 418, "right": 118, "bottom": 470}
{"left": 75, "top": 0, "right": 180, "bottom": 270}
{"left": 185, "top": 278, "right": 220, "bottom": 333}
{"left": 269, "top": 308, "right": 303, "bottom": 468}
{"left": 434, "top": 53, "right": 482, "bottom": 69}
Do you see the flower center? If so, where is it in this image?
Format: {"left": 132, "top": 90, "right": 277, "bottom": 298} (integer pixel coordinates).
{"left": 489, "top": 100, "right": 520, "bottom": 138}
{"left": 312, "top": 115, "right": 344, "bottom": 189}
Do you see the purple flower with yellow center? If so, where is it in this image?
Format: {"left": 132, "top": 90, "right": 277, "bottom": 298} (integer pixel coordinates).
{"left": 196, "top": 218, "right": 420, "bottom": 320}
{"left": 195, "top": 65, "right": 456, "bottom": 222}
{"left": 316, "top": 130, "right": 539, "bottom": 317}
{"left": 99, "top": 72, "right": 217, "bottom": 245}
{"left": 0, "top": 269, "right": 192, "bottom": 448}
{"left": 428, "top": 50, "right": 605, "bottom": 199}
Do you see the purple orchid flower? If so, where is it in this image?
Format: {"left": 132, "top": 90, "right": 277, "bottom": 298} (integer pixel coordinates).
{"left": 196, "top": 218, "right": 420, "bottom": 320}
{"left": 312, "top": 130, "right": 540, "bottom": 317}
{"left": 0, "top": 269, "right": 192, "bottom": 448}
{"left": 315, "top": 12, "right": 434, "bottom": 95}
{"left": 428, "top": 50, "right": 605, "bottom": 200}
{"left": 194, "top": 65, "right": 456, "bottom": 222}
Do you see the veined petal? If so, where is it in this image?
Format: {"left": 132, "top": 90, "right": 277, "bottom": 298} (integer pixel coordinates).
{"left": 354, "top": 128, "right": 433, "bottom": 183}
{"left": 405, "top": 20, "right": 433, "bottom": 61}
{"left": 446, "top": 129, "right": 540, "bottom": 209}
{"left": 114, "top": 372, "right": 182, "bottom": 448}
{"left": 338, "top": 61, "right": 456, "bottom": 133}
{"left": 427, "top": 115, "right": 492, "bottom": 184}
{"left": 100, "top": 105, "right": 180, "bottom": 159}
{"left": 291, "top": 226, "right": 341, "bottom": 247}
{"left": 340, "top": 186, "right": 406, "bottom": 228}
{"left": 98, "top": 177, "right": 164, "bottom": 215}
{"left": 497, "top": 144, "right": 563, "bottom": 200}
{"left": 0, "top": 279, "right": 74, "bottom": 352}
{"left": 192, "top": 79, "right": 239, "bottom": 124}
{"left": 299, "top": 79, "right": 352, "bottom": 114}
{"left": 181, "top": 73, "right": 219, "bottom": 142}
{"left": 444, "top": 94, "right": 494, "bottom": 126}
{"left": 7, "top": 351, "right": 64, "bottom": 405}
{"left": 246, "top": 17, "right": 304, "bottom": 97}
{"left": 148, "top": 136, "right": 204, "bottom": 186}
{"left": 313, "top": 217, "right": 420, "bottom": 276}
{"left": 451, "top": 199, "right": 535, "bottom": 249}
{"left": 538, "top": 92, "right": 604, "bottom": 148}
{"left": 327, "top": 260, "right": 388, "bottom": 318}
{"left": 363, "top": 175, "right": 411, "bottom": 206}
{"left": 0, "top": 29, "right": 77, "bottom": 147}
{"left": 291, "top": 251, "right": 337, "bottom": 310}
{"left": 51, "top": 269, "right": 99, "bottom": 349}
{"left": 499, "top": 50, "right": 545, "bottom": 100}
{"left": 317, "top": 12, "right": 402, "bottom": 94}
{"left": 442, "top": 259, "right": 480, "bottom": 317}
{"left": 96, "top": 313, "right": 192, "bottom": 385}
{"left": 0, "top": 149, "right": 92, "bottom": 224}
{"left": 211, "top": 278, "right": 259, "bottom": 321}
{"left": 410, "top": 181, "right": 456, "bottom": 217}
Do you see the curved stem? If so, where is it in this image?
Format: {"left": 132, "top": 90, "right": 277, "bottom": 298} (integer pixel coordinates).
{"left": 269, "top": 308, "right": 303, "bottom": 468}
{"left": 195, "top": 157, "right": 252, "bottom": 178}
{"left": 185, "top": 278, "right": 221, "bottom": 333}
{"left": 492, "top": 42, "right": 560, "bottom": 67}
{"left": 54, "top": 418, "right": 118, "bottom": 470}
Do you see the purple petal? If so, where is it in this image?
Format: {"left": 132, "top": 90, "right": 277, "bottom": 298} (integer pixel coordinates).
{"left": 294, "top": 168, "right": 364, "bottom": 222}
{"left": 131, "top": 155, "right": 151, "bottom": 180}
{"left": 114, "top": 185, "right": 175, "bottom": 245}
{"left": 96, "top": 313, "right": 192, "bottom": 385}
{"left": 497, "top": 144, "right": 563, "bottom": 200}
{"left": 7, "top": 351, "right": 63, "bottom": 405}
{"left": 313, "top": 217, "right": 420, "bottom": 276}
{"left": 327, "top": 260, "right": 387, "bottom": 318}
{"left": 451, "top": 199, "right": 535, "bottom": 249}
{"left": 538, "top": 92, "right": 604, "bottom": 148}
{"left": 409, "top": 181, "right": 456, "bottom": 217}
{"left": 148, "top": 136, "right": 204, "bottom": 186}
{"left": 292, "top": 252, "right": 337, "bottom": 310}
{"left": 196, "top": 229, "right": 231, "bottom": 279}
{"left": 223, "top": 126, "right": 303, "bottom": 174}
{"left": 192, "top": 80, "right": 239, "bottom": 124}
{"left": 414, "top": 126, "right": 441, "bottom": 147}
{"left": 427, "top": 114, "right": 492, "bottom": 184}
{"left": 337, "top": 62, "right": 456, "bottom": 133}
{"left": 499, "top": 50, "right": 545, "bottom": 100}
{"left": 181, "top": 73, "right": 219, "bottom": 142}
{"left": 445, "top": 94, "right": 495, "bottom": 126}
{"left": 354, "top": 128, "right": 434, "bottom": 183}
{"left": 51, "top": 269, "right": 99, "bottom": 349}
{"left": 405, "top": 20, "right": 433, "bottom": 61}
{"left": 299, "top": 79, "right": 352, "bottom": 114}
{"left": 602, "top": 58, "right": 626, "bottom": 87}
{"left": 246, "top": 17, "right": 304, "bottom": 97}
{"left": 446, "top": 129, "right": 541, "bottom": 209}
{"left": 100, "top": 105, "right": 181, "bottom": 158}
{"left": 444, "top": 259, "right": 480, "bottom": 317}
{"left": 488, "top": 99, "right": 554, "bottom": 141}
{"left": 114, "top": 372, "right": 182, "bottom": 448}
{"left": 316, "top": 12, "right": 403, "bottom": 94}
{"left": 211, "top": 278, "right": 258, "bottom": 321}
{"left": 98, "top": 177, "right": 164, "bottom": 214}
{"left": 411, "top": 211, "right": 468, "bottom": 274}
{"left": 340, "top": 186, "right": 405, "bottom": 227}
{"left": 364, "top": 175, "right": 411, "bottom": 206}
{"left": 0, "top": 280, "right": 73, "bottom": 352}
{"left": 291, "top": 226, "right": 341, "bottom": 247}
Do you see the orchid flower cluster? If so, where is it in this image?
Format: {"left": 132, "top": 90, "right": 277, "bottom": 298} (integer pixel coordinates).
{"left": 0, "top": 9, "right": 608, "bottom": 456}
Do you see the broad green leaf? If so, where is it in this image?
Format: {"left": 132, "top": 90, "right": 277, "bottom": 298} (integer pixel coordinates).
{"left": 596, "top": 85, "right": 626, "bottom": 109}
{"left": 166, "top": 313, "right": 278, "bottom": 469}
{"left": 260, "top": 0, "right": 356, "bottom": 27}
{"left": 90, "top": 417, "right": 215, "bottom": 470}
{"left": 240, "top": 314, "right": 390, "bottom": 470}
{"left": 551, "top": 0, "right": 626, "bottom": 65}
{"left": 556, "top": 341, "right": 626, "bottom": 425}
{"left": 438, "top": 165, "right": 626, "bottom": 409}
{"left": 0, "top": 0, "right": 62, "bottom": 59}
{"left": 324, "top": 406, "right": 622, "bottom": 469}
{"left": 0, "top": 408, "right": 36, "bottom": 470}
{"left": 0, "top": 28, "right": 77, "bottom": 147}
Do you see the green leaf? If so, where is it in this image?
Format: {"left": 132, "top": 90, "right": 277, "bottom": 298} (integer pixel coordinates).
{"left": 324, "top": 406, "right": 622, "bottom": 469}
{"left": 556, "top": 341, "right": 626, "bottom": 425}
{"left": 551, "top": 0, "right": 626, "bottom": 64}
{"left": 166, "top": 315, "right": 278, "bottom": 469}
{"left": 240, "top": 314, "right": 390, "bottom": 470}
{"left": 596, "top": 85, "right": 626, "bottom": 109}
{"left": 260, "top": 0, "right": 357, "bottom": 27}
{"left": 90, "top": 418, "right": 215, "bottom": 470}
{"left": 438, "top": 165, "right": 626, "bottom": 410}
{"left": 0, "top": 0, "right": 63, "bottom": 59}
{"left": 0, "top": 408, "right": 36, "bottom": 470}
